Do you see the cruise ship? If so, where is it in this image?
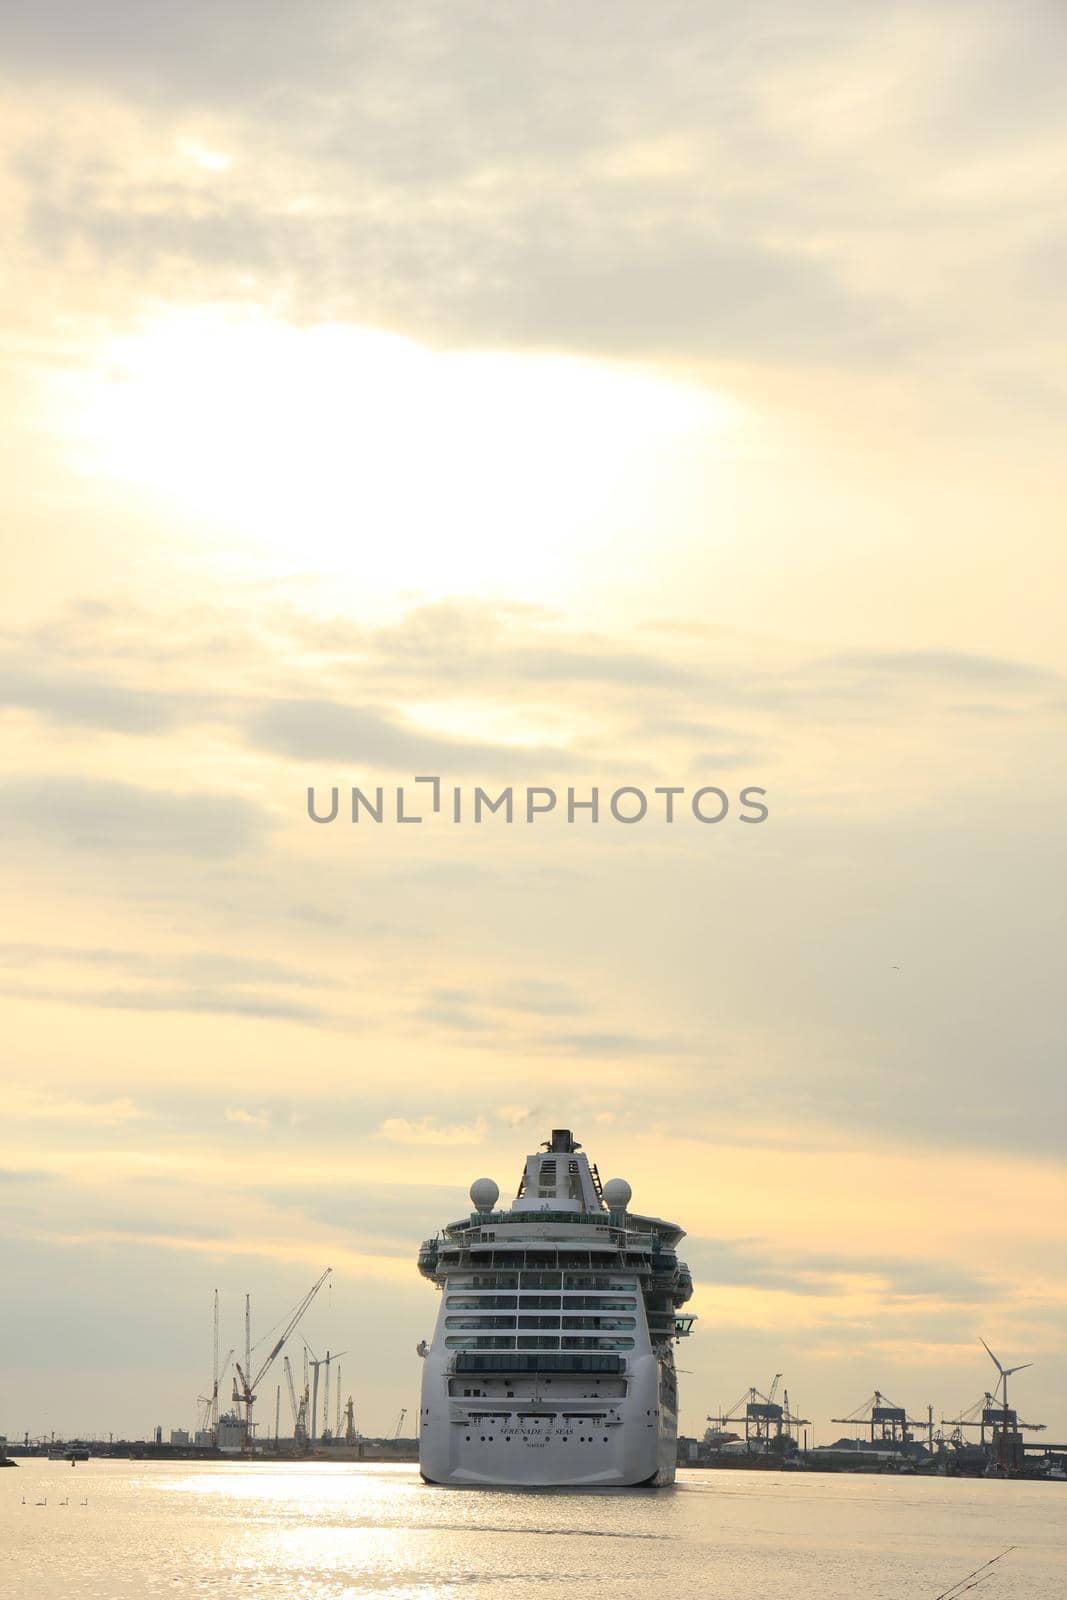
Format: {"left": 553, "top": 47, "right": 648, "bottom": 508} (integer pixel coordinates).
{"left": 416, "top": 1128, "right": 695, "bottom": 1486}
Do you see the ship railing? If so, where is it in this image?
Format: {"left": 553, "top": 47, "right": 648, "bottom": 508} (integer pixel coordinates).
{"left": 449, "top": 1209, "right": 635, "bottom": 1230}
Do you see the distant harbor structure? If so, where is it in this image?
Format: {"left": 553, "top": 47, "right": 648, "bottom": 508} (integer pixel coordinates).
{"left": 2, "top": 1215, "right": 1062, "bottom": 1481}
{"left": 683, "top": 1340, "right": 1060, "bottom": 1479}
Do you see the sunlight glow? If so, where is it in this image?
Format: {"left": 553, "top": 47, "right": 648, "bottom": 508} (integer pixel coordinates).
{"left": 178, "top": 141, "right": 233, "bottom": 172}
{"left": 63, "top": 307, "right": 737, "bottom": 599}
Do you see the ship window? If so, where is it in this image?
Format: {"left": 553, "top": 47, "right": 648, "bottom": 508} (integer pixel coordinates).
{"left": 518, "top": 1296, "right": 561, "bottom": 1310}
{"left": 514, "top": 1335, "right": 560, "bottom": 1349}
{"left": 520, "top": 1271, "right": 562, "bottom": 1289}
{"left": 562, "top": 1296, "right": 636, "bottom": 1311}
{"left": 445, "top": 1316, "right": 517, "bottom": 1330}
{"left": 446, "top": 1296, "right": 517, "bottom": 1310}
{"left": 563, "top": 1274, "right": 636, "bottom": 1290}
{"left": 449, "top": 1274, "right": 520, "bottom": 1290}
{"left": 516, "top": 1315, "right": 561, "bottom": 1329}
{"left": 560, "top": 1336, "right": 635, "bottom": 1350}
{"left": 445, "top": 1336, "right": 516, "bottom": 1350}
{"left": 561, "top": 1316, "right": 636, "bottom": 1331}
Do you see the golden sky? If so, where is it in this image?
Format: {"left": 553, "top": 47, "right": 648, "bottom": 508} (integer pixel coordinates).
{"left": 1, "top": 1, "right": 1065, "bottom": 1442}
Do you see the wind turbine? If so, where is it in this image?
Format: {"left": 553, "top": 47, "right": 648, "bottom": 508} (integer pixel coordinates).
{"left": 979, "top": 1338, "right": 1032, "bottom": 1414}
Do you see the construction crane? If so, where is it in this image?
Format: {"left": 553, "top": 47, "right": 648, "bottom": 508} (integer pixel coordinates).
{"left": 393, "top": 1408, "right": 407, "bottom": 1439}
{"left": 303, "top": 1341, "right": 349, "bottom": 1443}
{"left": 323, "top": 1349, "right": 346, "bottom": 1438}
{"left": 232, "top": 1267, "right": 331, "bottom": 1448}
{"left": 195, "top": 1290, "right": 233, "bottom": 1444}
{"left": 283, "top": 1356, "right": 308, "bottom": 1448}
{"left": 197, "top": 1344, "right": 234, "bottom": 1442}
{"left": 211, "top": 1290, "right": 221, "bottom": 1440}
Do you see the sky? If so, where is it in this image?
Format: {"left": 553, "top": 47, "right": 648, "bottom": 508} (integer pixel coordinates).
{"left": 1, "top": 0, "right": 1065, "bottom": 1445}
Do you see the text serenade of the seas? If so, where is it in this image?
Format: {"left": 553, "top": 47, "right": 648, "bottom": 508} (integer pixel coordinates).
{"left": 416, "top": 1128, "right": 695, "bottom": 1486}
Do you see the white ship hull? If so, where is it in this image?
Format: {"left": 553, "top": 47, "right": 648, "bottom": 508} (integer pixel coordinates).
{"left": 420, "top": 1351, "right": 678, "bottom": 1488}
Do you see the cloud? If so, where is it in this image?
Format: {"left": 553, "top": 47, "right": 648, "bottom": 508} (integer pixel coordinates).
{"left": 546, "top": 1029, "right": 685, "bottom": 1058}
{"left": 0, "top": 776, "right": 270, "bottom": 857}
{"left": 305, "top": 600, "right": 698, "bottom": 693}
{"left": 0, "top": 940, "right": 336, "bottom": 990}
{"left": 8, "top": 1092, "right": 146, "bottom": 1126}
{"left": 494, "top": 1104, "right": 539, "bottom": 1127}
{"left": 686, "top": 1237, "right": 1000, "bottom": 1308}
{"left": 413, "top": 999, "right": 495, "bottom": 1034}
{"left": 446, "top": 226, "right": 905, "bottom": 365}
{"left": 0, "top": 6, "right": 935, "bottom": 367}
{"left": 490, "top": 980, "right": 585, "bottom": 1017}
{"left": 0, "top": 978, "right": 332, "bottom": 1025}
{"left": 375, "top": 1116, "right": 488, "bottom": 1145}
{"left": 225, "top": 1107, "right": 270, "bottom": 1128}
{"left": 0, "top": 661, "right": 205, "bottom": 733}
{"left": 817, "top": 650, "right": 1057, "bottom": 690}
{"left": 245, "top": 696, "right": 569, "bottom": 771}
{"left": 0, "top": 942, "right": 343, "bottom": 1026}
{"left": 2, "top": 603, "right": 1056, "bottom": 788}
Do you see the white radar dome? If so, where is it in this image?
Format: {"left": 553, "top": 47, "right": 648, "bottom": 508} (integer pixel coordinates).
{"left": 602, "top": 1177, "right": 632, "bottom": 1209}
{"left": 470, "top": 1177, "right": 500, "bottom": 1213}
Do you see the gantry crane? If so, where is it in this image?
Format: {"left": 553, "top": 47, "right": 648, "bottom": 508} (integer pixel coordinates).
{"left": 831, "top": 1390, "right": 933, "bottom": 1451}
{"left": 942, "top": 1343, "right": 1045, "bottom": 1471}
{"left": 706, "top": 1376, "right": 807, "bottom": 1454}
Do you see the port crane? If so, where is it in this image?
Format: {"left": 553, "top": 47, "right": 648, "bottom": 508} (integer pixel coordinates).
{"left": 943, "top": 1389, "right": 1044, "bottom": 1442}
{"left": 942, "top": 1344, "right": 1045, "bottom": 1469}
{"left": 706, "top": 1375, "right": 806, "bottom": 1453}
{"left": 233, "top": 1267, "right": 331, "bottom": 1447}
{"left": 393, "top": 1408, "right": 407, "bottom": 1439}
{"left": 780, "top": 1388, "right": 809, "bottom": 1443}
{"left": 831, "top": 1390, "right": 933, "bottom": 1451}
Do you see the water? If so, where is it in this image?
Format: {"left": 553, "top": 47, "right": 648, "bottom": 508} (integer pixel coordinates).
{"left": 2, "top": 1460, "right": 1063, "bottom": 1599}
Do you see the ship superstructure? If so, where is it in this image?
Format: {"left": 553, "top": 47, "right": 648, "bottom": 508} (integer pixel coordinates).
{"left": 416, "top": 1128, "right": 695, "bottom": 1486}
